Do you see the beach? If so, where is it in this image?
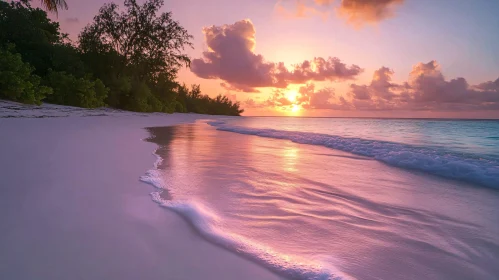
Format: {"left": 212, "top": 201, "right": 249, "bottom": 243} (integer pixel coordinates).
{"left": 1, "top": 102, "right": 499, "bottom": 280}
{"left": 0, "top": 102, "right": 283, "bottom": 280}
{"left": 2, "top": 0, "right": 499, "bottom": 279}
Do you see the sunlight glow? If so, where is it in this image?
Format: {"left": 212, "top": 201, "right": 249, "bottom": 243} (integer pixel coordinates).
{"left": 291, "top": 104, "right": 301, "bottom": 113}
{"left": 283, "top": 146, "right": 299, "bottom": 173}
{"left": 286, "top": 90, "right": 298, "bottom": 103}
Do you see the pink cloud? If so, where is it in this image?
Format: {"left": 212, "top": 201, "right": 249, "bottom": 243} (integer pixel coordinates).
{"left": 220, "top": 82, "right": 257, "bottom": 93}
{"left": 191, "top": 20, "right": 362, "bottom": 92}
{"left": 244, "top": 61, "right": 499, "bottom": 113}
{"left": 345, "top": 61, "right": 499, "bottom": 111}
{"left": 244, "top": 98, "right": 265, "bottom": 109}
{"left": 297, "top": 84, "right": 345, "bottom": 109}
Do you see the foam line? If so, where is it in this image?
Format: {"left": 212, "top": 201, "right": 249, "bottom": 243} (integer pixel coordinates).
{"left": 208, "top": 121, "right": 499, "bottom": 189}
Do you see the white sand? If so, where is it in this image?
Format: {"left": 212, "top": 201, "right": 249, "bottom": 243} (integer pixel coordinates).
{"left": 0, "top": 102, "right": 283, "bottom": 280}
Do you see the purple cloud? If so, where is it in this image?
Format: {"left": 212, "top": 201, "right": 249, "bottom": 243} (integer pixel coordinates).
{"left": 246, "top": 61, "right": 499, "bottom": 112}
{"left": 191, "top": 20, "right": 362, "bottom": 92}
{"left": 345, "top": 61, "right": 499, "bottom": 111}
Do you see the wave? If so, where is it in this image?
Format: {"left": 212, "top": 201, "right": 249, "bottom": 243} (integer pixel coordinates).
{"left": 140, "top": 152, "right": 345, "bottom": 280}
{"left": 208, "top": 121, "right": 499, "bottom": 189}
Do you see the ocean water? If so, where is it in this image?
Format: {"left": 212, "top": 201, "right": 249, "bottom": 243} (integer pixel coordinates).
{"left": 142, "top": 117, "right": 499, "bottom": 280}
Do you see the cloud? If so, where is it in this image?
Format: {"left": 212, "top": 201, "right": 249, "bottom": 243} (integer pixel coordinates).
{"left": 475, "top": 78, "right": 499, "bottom": 91}
{"left": 244, "top": 91, "right": 294, "bottom": 109}
{"left": 316, "top": 0, "right": 335, "bottom": 5}
{"left": 244, "top": 98, "right": 265, "bottom": 108}
{"left": 244, "top": 62, "right": 499, "bottom": 113}
{"left": 297, "top": 83, "right": 345, "bottom": 109}
{"left": 191, "top": 20, "right": 362, "bottom": 92}
{"left": 266, "top": 89, "right": 296, "bottom": 107}
{"left": 345, "top": 61, "right": 499, "bottom": 111}
{"left": 338, "top": 0, "right": 404, "bottom": 25}
{"left": 275, "top": 0, "right": 332, "bottom": 19}
{"left": 276, "top": 57, "right": 363, "bottom": 84}
{"left": 65, "top": 17, "right": 79, "bottom": 23}
{"left": 246, "top": 83, "right": 349, "bottom": 110}
{"left": 348, "top": 66, "right": 399, "bottom": 102}
{"left": 220, "top": 82, "right": 257, "bottom": 93}
{"left": 275, "top": 0, "right": 404, "bottom": 25}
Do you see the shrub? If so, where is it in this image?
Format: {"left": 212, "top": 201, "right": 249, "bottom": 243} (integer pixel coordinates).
{"left": 45, "top": 71, "right": 108, "bottom": 108}
{"left": 0, "top": 47, "right": 52, "bottom": 105}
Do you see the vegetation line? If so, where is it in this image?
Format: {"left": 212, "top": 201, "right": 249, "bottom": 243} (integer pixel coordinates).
{"left": 0, "top": 0, "right": 243, "bottom": 116}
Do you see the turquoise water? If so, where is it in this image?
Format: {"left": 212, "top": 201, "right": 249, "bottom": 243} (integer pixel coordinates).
{"left": 212, "top": 117, "right": 499, "bottom": 188}
{"left": 227, "top": 117, "right": 499, "bottom": 161}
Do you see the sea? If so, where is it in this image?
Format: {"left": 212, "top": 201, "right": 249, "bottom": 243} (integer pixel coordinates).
{"left": 141, "top": 117, "right": 499, "bottom": 280}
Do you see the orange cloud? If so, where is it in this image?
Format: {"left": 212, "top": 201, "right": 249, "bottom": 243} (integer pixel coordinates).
{"left": 338, "top": 0, "right": 404, "bottom": 25}
{"left": 275, "top": 0, "right": 404, "bottom": 25}
{"left": 275, "top": 0, "right": 331, "bottom": 19}
{"left": 315, "top": 0, "right": 335, "bottom": 5}
{"left": 245, "top": 84, "right": 349, "bottom": 110}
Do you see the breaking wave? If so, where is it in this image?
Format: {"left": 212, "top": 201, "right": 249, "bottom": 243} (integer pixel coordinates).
{"left": 208, "top": 121, "right": 499, "bottom": 189}
{"left": 140, "top": 153, "right": 345, "bottom": 280}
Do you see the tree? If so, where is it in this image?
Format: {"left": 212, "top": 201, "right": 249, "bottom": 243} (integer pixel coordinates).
{"left": 0, "top": 46, "right": 52, "bottom": 105}
{"left": 0, "top": 0, "right": 65, "bottom": 76}
{"left": 45, "top": 71, "right": 108, "bottom": 108}
{"left": 79, "top": 0, "right": 193, "bottom": 80}
{"left": 0, "top": 0, "right": 244, "bottom": 116}
{"left": 175, "top": 83, "right": 244, "bottom": 116}
{"left": 39, "top": 0, "right": 68, "bottom": 14}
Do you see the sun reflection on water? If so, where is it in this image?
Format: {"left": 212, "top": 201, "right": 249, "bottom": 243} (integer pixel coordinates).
{"left": 283, "top": 146, "right": 299, "bottom": 172}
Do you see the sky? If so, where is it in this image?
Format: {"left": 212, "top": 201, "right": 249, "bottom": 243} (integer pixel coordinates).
{"left": 53, "top": 0, "right": 499, "bottom": 118}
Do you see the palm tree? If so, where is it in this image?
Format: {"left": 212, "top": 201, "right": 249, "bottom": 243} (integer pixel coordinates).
{"left": 40, "top": 0, "right": 68, "bottom": 14}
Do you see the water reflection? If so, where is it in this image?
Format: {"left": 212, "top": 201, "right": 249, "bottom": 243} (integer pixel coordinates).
{"left": 228, "top": 117, "right": 499, "bottom": 160}
{"left": 145, "top": 121, "right": 499, "bottom": 280}
{"left": 282, "top": 145, "right": 299, "bottom": 173}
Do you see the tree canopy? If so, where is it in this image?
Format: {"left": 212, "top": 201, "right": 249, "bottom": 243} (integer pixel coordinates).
{"left": 0, "top": 0, "right": 243, "bottom": 116}
{"left": 79, "top": 0, "right": 192, "bottom": 80}
{"left": 0, "top": 45, "right": 52, "bottom": 104}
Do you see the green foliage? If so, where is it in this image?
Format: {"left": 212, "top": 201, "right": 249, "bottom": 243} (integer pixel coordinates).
{"left": 45, "top": 71, "right": 108, "bottom": 108}
{"left": 0, "top": 1, "right": 64, "bottom": 76}
{"left": 176, "top": 84, "right": 244, "bottom": 116}
{"left": 0, "top": 46, "right": 52, "bottom": 105}
{"left": 79, "top": 0, "right": 193, "bottom": 79}
{"left": 50, "top": 43, "right": 87, "bottom": 77}
{"left": 175, "top": 100, "right": 186, "bottom": 113}
{"left": 78, "top": 0, "right": 199, "bottom": 114}
{"left": 123, "top": 79, "right": 153, "bottom": 112}
{"left": 105, "top": 76, "right": 132, "bottom": 108}
{"left": 0, "top": 0, "right": 244, "bottom": 116}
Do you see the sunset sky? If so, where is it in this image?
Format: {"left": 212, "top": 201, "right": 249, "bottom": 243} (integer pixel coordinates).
{"left": 53, "top": 0, "right": 499, "bottom": 118}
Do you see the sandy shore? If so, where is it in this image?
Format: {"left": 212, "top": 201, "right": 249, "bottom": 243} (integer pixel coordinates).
{"left": 0, "top": 103, "right": 283, "bottom": 280}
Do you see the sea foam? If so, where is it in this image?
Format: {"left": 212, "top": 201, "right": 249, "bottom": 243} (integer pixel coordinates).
{"left": 208, "top": 121, "right": 499, "bottom": 189}
{"left": 140, "top": 152, "right": 344, "bottom": 280}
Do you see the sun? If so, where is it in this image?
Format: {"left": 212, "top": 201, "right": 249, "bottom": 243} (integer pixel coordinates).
{"left": 286, "top": 90, "right": 298, "bottom": 103}
{"left": 290, "top": 104, "right": 301, "bottom": 113}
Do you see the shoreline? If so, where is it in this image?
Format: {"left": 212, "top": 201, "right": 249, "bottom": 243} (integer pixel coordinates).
{"left": 142, "top": 125, "right": 337, "bottom": 280}
{"left": 0, "top": 103, "right": 283, "bottom": 280}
